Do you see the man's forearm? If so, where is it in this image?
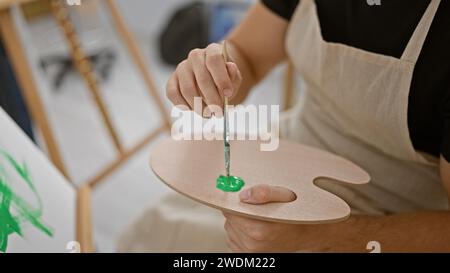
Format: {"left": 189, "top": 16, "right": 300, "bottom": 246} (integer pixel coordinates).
{"left": 318, "top": 211, "right": 450, "bottom": 252}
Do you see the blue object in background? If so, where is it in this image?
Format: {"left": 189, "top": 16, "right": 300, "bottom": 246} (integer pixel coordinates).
{"left": 208, "top": 1, "right": 251, "bottom": 43}
{"left": 0, "top": 41, "right": 35, "bottom": 141}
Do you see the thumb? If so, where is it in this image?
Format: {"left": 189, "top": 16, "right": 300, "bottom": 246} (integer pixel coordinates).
{"left": 239, "top": 184, "right": 296, "bottom": 204}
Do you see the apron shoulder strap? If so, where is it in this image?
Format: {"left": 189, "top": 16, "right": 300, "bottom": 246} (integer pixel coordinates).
{"left": 401, "top": 0, "right": 442, "bottom": 63}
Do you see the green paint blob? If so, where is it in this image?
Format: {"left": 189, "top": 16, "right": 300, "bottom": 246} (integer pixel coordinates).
{"left": 0, "top": 150, "right": 53, "bottom": 253}
{"left": 216, "top": 175, "right": 245, "bottom": 192}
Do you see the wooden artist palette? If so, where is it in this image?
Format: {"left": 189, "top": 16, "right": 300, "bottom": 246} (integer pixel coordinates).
{"left": 150, "top": 138, "right": 370, "bottom": 224}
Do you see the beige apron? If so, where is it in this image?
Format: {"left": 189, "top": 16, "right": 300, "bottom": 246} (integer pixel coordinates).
{"left": 283, "top": 0, "right": 448, "bottom": 214}
{"left": 117, "top": 0, "right": 448, "bottom": 252}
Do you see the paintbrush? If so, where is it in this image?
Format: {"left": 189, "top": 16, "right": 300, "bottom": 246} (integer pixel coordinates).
{"left": 222, "top": 41, "right": 230, "bottom": 177}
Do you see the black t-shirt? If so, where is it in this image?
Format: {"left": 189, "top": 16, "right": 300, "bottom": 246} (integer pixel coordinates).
{"left": 262, "top": 0, "right": 450, "bottom": 162}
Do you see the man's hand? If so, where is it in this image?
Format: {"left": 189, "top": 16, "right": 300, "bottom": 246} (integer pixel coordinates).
{"left": 223, "top": 176, "right": 450, "bottom": 252}
{"left": 223, "top": 184, "right": 318, "bottom": 252}
{"left": 223, "top": 157, "right": 450, "bottom": 253}
{"left": 166, "top": 43, "right": 242, "bottom": 117}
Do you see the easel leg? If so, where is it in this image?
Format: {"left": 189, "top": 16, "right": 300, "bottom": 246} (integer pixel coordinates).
{"left": 104, "top": 0, "right": 171, "bottom": 130}
{"left": 0, "top": 8, "right": 69, "bottom": 179}
{"left": 77, "top": 184, "right": 94, "bottom": 253}
{"left": 50, "top": 0, "right": 124, "bottom": 153}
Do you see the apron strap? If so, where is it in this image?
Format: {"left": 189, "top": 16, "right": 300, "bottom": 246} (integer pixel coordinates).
{"left": 401, "top": 0, "right": 442, "bottom": 63}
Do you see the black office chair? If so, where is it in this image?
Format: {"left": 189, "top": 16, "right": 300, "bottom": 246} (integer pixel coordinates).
{"left": 40, "top": 47, "right": 116, "bottom": 90}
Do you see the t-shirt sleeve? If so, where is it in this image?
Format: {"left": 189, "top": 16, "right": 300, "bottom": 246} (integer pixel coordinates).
{"left": 261, "top": 0, "right": 300, "bottom": 20}
{"left": 442, "top": 88, "right": 450, "bottom": 162}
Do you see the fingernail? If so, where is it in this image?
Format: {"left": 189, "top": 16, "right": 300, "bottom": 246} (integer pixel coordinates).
{"left": 239, "top": 188, "right": 251, "bottom": 201}
{"left": 224, "top": 89, "right": 232, "bottom": 97}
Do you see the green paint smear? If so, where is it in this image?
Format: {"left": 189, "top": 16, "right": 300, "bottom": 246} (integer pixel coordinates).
{"left": 0, "top": 149, "right": 53, "bottom": 253}
{"left": 216, "top": 175, "right": 245, "bottom": 192}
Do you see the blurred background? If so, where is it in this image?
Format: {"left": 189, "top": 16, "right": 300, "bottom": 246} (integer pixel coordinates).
{"left": 0, "top": 0, "right": 298, "bottom": 252}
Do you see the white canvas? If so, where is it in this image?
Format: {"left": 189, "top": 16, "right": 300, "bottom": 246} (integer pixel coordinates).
{"left": 0, "top": 107, "right": 76, "bottom": 253}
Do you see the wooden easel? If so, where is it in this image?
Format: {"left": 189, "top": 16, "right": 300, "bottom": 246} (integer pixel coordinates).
{"left": 48, "top": 0, "right": 171, "bottom": 188}
{"left": 0, "top": 0, "right": 170, "bottom": 252}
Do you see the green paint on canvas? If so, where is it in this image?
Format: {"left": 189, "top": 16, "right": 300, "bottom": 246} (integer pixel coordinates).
{"left": 0, "top": 150, "right": 53, "bottom": 253}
